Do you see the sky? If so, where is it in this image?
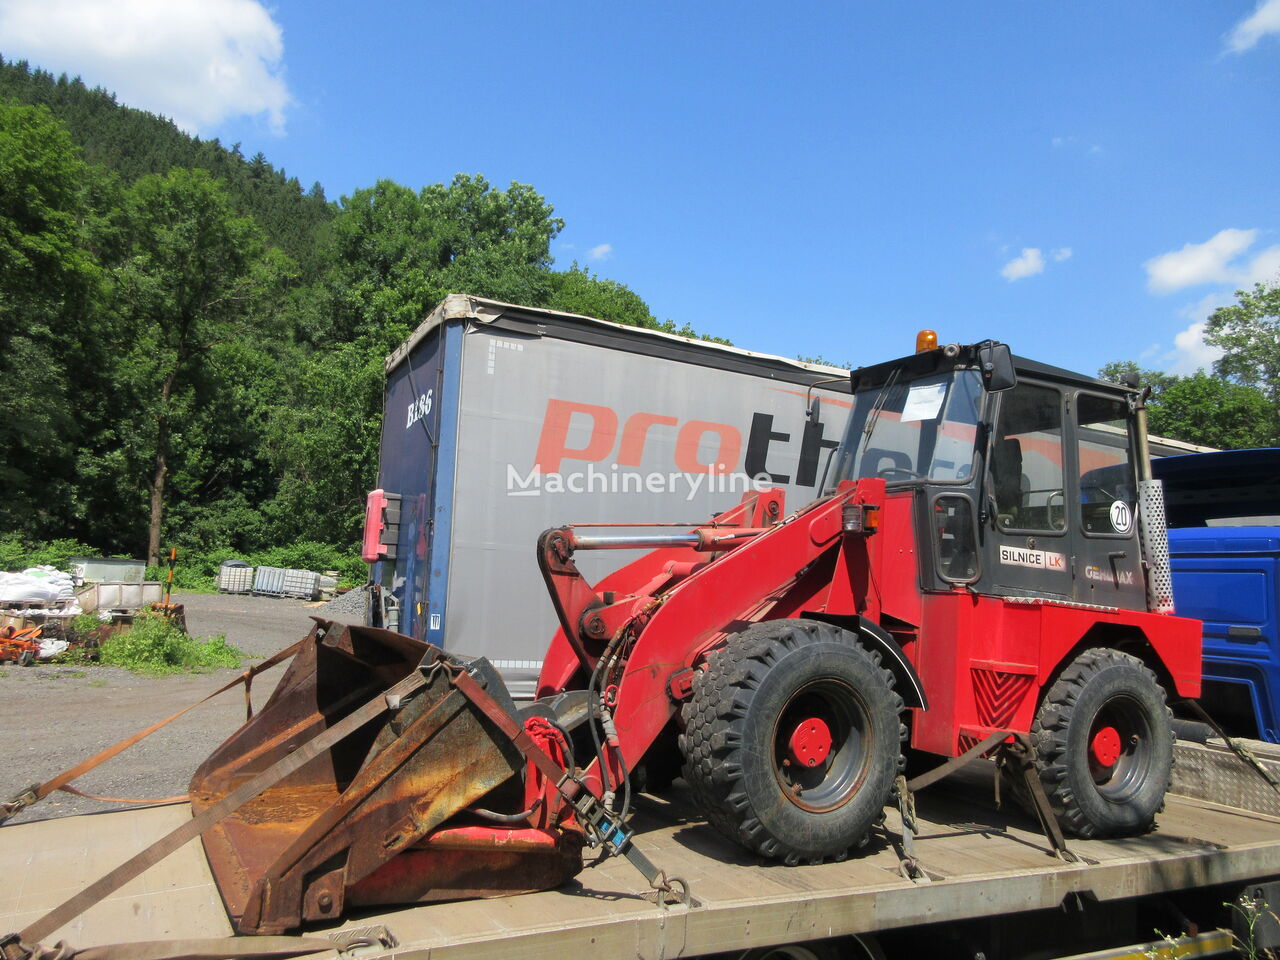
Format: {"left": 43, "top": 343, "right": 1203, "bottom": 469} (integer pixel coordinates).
{"left": 2, "top": 0, "right": 1279, "bottom": 377}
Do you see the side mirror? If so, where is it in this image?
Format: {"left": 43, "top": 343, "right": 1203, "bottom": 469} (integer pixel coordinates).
{"left": 978, "top": 342, "right": 1017, "bottom": 392}
{"left": 807, "top": 396, "right": 821, "bottom": 423}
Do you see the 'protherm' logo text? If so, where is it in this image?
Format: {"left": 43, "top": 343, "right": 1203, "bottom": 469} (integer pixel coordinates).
{"left": 531, "top": 398, "right": 839, "bottom": 487}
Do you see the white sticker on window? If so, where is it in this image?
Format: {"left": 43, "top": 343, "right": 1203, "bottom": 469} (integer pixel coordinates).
{"left": 900, "top": 382, "right": 947, "bottom": 422}
{"left": 1109, "top": 500, "right": 1133, "bottom": 534}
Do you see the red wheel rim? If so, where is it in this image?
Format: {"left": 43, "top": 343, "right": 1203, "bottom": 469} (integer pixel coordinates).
{"left": 772, "top": 679, "right": 872, "bottom": 812}
{"left": 1090, "top": 725, "right": 1122, "bottom": 768}
{"left": 787, "top": 717, "right": 833, "bottom": 768}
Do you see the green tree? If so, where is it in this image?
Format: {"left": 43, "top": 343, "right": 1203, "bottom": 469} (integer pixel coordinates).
{"left": 264, "top": 175, "right": 570, "bottom": 542}
{"left": 1145, "top": 373, "right": 1275, "bottom": 449}
{"left": 0, "top": 57, "right": 335, "bottom": 268}
{"left": 1206, "top": 280, "right": 1280, "bottom": 409}
{"left": 316, "top": 174, "right": 563, "bottom": 344}
{"left": 546, "top": 264, "right": 657, "bottom": 327}
{"left": 0, "top": 101, "right": 101, "bottom": 536}
{"left": 1097, "top": 362, "right": 1276, "bottom": 449}
{"left": 107, "top": 168, "right": 288, "bottom": 563}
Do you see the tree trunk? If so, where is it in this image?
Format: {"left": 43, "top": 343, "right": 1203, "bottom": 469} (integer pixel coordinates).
{"left": 147, "top": 441, "right": 167, "bottom": 568}
{"left": 146, "top": 370, "right": 176, "bottom": 567}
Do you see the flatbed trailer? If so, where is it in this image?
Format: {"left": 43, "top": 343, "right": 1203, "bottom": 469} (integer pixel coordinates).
{"left": 4, "top": 742, "right": 1279, "bottom": 960}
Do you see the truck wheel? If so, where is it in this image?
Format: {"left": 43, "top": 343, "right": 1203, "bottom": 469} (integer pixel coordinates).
{"left": 681, "top": 620, "right": 903, "bottom": 865}
{"left": 738, "top": 934, "right": 883, "bottom": 960}
{"left": 1030, "top": 648, "right": 1173, "bottom": 838}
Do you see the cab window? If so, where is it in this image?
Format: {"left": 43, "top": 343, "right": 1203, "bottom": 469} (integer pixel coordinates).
{"left": 1077, "top": 394, "right": 1136, "bottom": 536}
{"left": 991, "top": 383, "right": 1066, "bottom": 532}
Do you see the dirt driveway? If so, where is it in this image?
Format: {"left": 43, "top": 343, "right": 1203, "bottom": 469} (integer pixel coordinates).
{"left": 0, "top": 592, "right": 344, "bottom": 823}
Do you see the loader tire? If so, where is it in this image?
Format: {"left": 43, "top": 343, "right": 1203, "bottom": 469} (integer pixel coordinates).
{"left": 1028, "top": 647, "right": 1173, "bottom": 839}
{"left": 680, "top": 620, "right": 903, "bottom": 865}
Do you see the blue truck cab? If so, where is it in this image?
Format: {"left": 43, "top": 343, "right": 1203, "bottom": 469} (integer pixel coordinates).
{"left": 1154, "top": 449, "right": 1280, "bottom": 741}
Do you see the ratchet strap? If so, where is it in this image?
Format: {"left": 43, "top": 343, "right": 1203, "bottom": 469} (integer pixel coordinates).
{"left": 1003, "top": 734, "right": 1077, "bottom": 862}
{"left": 2, "top": 922, "right": 397, "bottom": 960}
{"left": 1, "top": 640, "right": 303, "bottom": 824}
{"left": 445, "top": 662, "right": 694, "bottom": 907}
{"left": 1183, "top": 699, "right": 1280, "bottom": 797}
{"left": 896, "top": 729, "right": 1078, "bottom": 868}
{"left": 906, "top": 729, "right": 1010, "bottom": 793}
{"left": 9, "top": 668, "right": 427, "bottom": 951}
{"left": 0, "top": 932, "right": 341, "bottom": 960}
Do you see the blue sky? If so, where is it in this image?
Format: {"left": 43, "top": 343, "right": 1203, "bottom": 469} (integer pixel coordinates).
{"left": 2, "top": 0, "right": 1279, "bottom": 376}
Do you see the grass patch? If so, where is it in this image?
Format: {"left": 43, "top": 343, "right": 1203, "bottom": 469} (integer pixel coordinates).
{"left": 68, "top": 612, "right": 102, "bottom": 637}
{"left": 98, "top": 615, "right": 244, "bottom": 675}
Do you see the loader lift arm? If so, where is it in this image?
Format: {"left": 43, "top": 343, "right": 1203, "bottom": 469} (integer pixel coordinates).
{"left": 534, "top": 484, "right": 890, "bottom": 799}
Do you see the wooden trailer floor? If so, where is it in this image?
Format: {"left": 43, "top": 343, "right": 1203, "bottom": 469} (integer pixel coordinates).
{"left": 4, "top": 763, "right": 1280, "bottom": 958}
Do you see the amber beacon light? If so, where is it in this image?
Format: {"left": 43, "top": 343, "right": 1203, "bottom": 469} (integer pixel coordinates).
{"left": 915, "top": 329, "right": 938, "bottom": 353}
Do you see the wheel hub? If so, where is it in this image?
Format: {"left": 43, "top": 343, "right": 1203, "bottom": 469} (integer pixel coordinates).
{"left": 1090, "top": 725, "right": 1122, "bottom": 767}
{"left": 787, "top": 717, "right": 833, "bottom": 767}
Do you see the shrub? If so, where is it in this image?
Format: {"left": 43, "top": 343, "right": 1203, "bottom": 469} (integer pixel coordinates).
{"left": 2, "top": 536, "right": 368, "bottom": 591}
{"left": 98, "top": 614, "right": 243, "bottom": 675}
{"left": 248, "top": 541, "right": 366, "bottom": 586}
{"left": 0, "top": 536, "right": 95, "bottom": 573}
{"left": 67, "top": 611, "right": 102, "bottom": 638}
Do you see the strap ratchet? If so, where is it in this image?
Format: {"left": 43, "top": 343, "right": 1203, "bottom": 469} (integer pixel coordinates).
{"left": 445, "top": 662, "right": 695, "bottom": 906}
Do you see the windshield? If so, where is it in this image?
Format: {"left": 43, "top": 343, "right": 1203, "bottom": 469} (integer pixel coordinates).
{"left": 829, "top": 369, "right": 984, "bottom": 486}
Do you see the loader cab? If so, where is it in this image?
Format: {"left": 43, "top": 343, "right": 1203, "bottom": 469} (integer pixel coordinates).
{"left": 831, "top": 342, "right": 1150, "bottom": 612}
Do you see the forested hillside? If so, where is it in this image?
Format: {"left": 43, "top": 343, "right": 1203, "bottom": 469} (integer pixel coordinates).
{"left": 5, "top": 58, "right": 1274, "bottom": 578}
{"left": 0, "top": 59, "right": 333, "bottom": 268}
{"left": 0, "top": 57, "right": 710, "bottom": 570}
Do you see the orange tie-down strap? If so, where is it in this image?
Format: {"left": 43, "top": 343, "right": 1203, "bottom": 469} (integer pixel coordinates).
{"left": 6, "top": 670, "right": 425, "bottom": 958}
{"left": 0, "top": 639, "right": 304, "bottom": 824}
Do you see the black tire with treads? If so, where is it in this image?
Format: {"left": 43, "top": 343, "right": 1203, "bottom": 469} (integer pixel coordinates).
{"left": 680, "top": 620, "right": 903, "bottom": 865}
{"left": 1029, "top": 647, "right": 1173, "bottom": 838}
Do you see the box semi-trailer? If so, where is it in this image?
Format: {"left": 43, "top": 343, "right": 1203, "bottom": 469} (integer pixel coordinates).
{"left": 364, "top": 294, "right": 853, "bottom": 697}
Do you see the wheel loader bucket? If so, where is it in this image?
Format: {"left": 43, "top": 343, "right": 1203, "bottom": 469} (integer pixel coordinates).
{"left": 189, "top": 619, "right": 583, "bottom": 935}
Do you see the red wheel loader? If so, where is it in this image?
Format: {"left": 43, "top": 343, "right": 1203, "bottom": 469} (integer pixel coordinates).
{"left": 186, "top": 335, "right": 1202, "bottom": 934}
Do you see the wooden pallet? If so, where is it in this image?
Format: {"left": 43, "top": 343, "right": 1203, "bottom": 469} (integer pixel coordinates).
{"left": 0, "top": 597, "right": 75, "bottom": 612}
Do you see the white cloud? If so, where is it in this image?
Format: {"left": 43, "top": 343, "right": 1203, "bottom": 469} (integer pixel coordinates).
{"left": 1145, "top": 228, "right": 1280, "bottom": 293}
{"left": 1226, "top": 0, "right": 1280, "bottom": 52}
{"left": 1165, "top": 319, "right": 1226, "bottom": 375}
{"left": 0, "top": 0, "right": 291, "bottom": 133}
{"left": 1000, "top": 248, "right": 1045, "bottom": 281}
{"left": 1249, "top": 244, "right": 1280, "bottom": 284}
{"left": 1143, "top": 296, "right": 1230, "bottom": 375}
{"left": 588, "top": 243, "right": 613, "bottom": 261}
{"left": 1052, "top": 247, "right": 1073, "bottom": 262}
{"left": 1179, "top": 290, "right": 1234, "bottom": 324}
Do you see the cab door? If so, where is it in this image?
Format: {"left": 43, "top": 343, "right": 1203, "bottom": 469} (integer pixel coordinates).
{"left": 1069, "top": 391, "right": 1146, "bottom": 611}
{"left": 982, "top": 379, "right": 1075, "bottom": 600}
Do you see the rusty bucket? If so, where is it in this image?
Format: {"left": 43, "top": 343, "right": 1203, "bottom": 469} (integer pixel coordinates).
{"left": 190, "top": 619, "right": 583, "bottom": 934}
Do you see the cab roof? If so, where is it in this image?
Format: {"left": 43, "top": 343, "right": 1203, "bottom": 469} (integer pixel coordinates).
{"left": 850, "top": 343, "right": 1136, "bottom": 396}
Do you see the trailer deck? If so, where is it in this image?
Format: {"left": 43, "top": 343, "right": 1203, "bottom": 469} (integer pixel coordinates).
{"left": 4, "top": 755, "right": 1279, "bottom": 959}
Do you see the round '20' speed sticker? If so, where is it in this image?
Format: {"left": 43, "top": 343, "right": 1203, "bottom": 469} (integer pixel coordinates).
{"left": 1109, "top": 500, "right": 1133, "bottom": 534}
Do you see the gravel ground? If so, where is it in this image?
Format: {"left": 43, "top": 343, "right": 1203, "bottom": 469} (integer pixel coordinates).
{"left": 0, "top": 590, "right": 364, "bottom": 824}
